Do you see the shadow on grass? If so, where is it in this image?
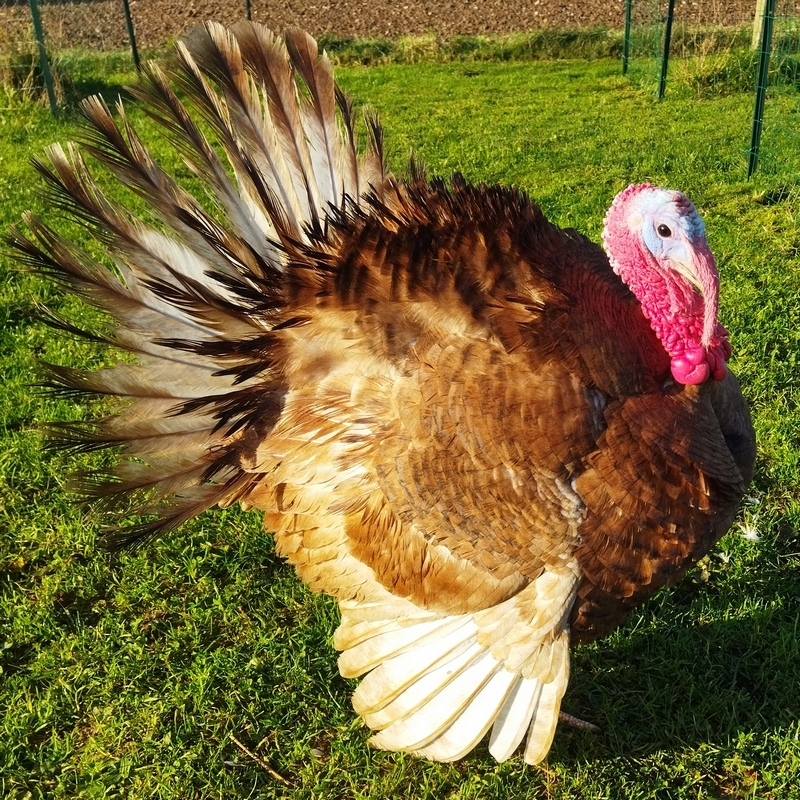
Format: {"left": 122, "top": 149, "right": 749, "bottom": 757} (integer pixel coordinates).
{"left": 552, "top": 553, "right": 800, "bottom": 764}
{"left": 63, "top": 80, "right": 132, "bottom": 110}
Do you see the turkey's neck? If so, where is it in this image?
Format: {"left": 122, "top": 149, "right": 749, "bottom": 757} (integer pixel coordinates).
{"left": 632, "top": 261, "right": 729, "bottom": 384}
{"left": 610, "top": 242, "right": 728, "bottom": 385}
{"left": 628, "top": 264, "right": 705, "bottom": 355}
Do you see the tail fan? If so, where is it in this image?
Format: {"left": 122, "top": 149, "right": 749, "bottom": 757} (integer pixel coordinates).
{"left": 9, "top": 22, "right": 386, "bottom": 548}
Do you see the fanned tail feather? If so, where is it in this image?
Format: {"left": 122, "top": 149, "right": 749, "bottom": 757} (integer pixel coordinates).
{"left": 8, "top": 21, "right": 386, "bottom": 547}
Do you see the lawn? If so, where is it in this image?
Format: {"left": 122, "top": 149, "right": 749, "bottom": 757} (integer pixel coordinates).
{"left": 1, "top": 48, "right": 799, "bottom": 799}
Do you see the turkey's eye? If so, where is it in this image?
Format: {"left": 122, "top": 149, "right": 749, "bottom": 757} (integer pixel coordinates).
{"left": 657, "top": 223, "right": 672, "bottom": 237}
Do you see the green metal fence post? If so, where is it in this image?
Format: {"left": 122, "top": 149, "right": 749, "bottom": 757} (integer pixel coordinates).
{"left": 748, "top": 0, "right": 777, "bottom": 178}
{"left": 120, "top": 0, "right": 141, "bottom": 73}
{"left": 658, "top": 0, "right": 676, "bottom": 99}
{"left": 28, "top": 0, "right": 58, "bottom": 116}
{"left": 245, "top": 0, "right": 252, "bottom": 21}
{"left": 622, "top": 0, "right": 632, "bottom": 75}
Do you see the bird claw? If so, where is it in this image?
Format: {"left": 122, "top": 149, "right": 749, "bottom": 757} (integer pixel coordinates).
{"left": 557, "top": 711, "right": 603, "bottom": 735}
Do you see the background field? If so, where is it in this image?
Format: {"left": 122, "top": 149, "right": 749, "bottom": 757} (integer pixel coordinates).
{"left": 0, "top": 0, "right": 763, "bottom": 50}
{"left": 1, "top": 33, "right": 800, "bottom": 800}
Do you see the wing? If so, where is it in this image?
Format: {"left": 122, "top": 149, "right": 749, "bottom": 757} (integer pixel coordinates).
{"left": 239, "top": 330, "right": 589, "bottom": 765}
{"left": 229, "top": 180, "right": 619, "bottom": 763}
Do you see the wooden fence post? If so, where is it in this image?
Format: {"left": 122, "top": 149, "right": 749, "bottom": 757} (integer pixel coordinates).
{"left": 753, "top": 0, "right": 768, "bottom": 50}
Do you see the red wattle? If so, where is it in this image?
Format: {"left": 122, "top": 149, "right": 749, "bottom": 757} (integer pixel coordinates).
{"left": 671, "top": 356, "right": 710, "bottom": 385}
{"left": 708, "top": 344, "right": 729, "bottom": 381}
{"left": 671, "top": 345, "right": 728, "bottom": 384}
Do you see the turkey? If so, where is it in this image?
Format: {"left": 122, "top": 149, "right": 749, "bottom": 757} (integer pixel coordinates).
{"left": 10, "top": 22, "right": 755, "bottom": 765}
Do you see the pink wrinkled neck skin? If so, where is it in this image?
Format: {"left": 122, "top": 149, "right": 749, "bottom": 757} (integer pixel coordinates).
{"left": 602, "top": 184, "right": 730, "bottom": 386}
{"left": 630, "top": 267, "right": 730, "bottom": 384}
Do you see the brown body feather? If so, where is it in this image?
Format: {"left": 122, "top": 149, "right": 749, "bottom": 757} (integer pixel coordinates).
{"left": 10, "top": 22, "right": 755, "bottom": 764}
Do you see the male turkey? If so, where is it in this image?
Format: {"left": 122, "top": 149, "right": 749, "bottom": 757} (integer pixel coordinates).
{"left": 11, "top": 23, "right": 755, "bottom": 764}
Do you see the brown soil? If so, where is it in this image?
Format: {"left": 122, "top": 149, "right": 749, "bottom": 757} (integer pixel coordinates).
{"left": 1, "top": 0, "right": 760, "bottom": 52}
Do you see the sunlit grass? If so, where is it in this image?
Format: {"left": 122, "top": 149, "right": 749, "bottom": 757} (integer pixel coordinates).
{"left": 1, "top": 50, "right": 799, "bottom": 799}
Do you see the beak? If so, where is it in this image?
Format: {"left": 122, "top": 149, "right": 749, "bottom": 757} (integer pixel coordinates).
{"left": 663, "top": 233, "right": 719, "bottom": 348}
{"left": 668, "top": 254, "right": 705, "bottom": 296}
{"left": 681, "top": 238, "right": 720, "bottom": 348}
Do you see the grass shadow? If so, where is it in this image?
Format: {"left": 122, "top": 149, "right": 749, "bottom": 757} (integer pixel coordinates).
{"left": 555, "top": 546, "right": 800, "bottom": 764}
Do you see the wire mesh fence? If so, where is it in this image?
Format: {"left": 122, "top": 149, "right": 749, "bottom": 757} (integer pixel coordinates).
{"left": 753, "top": 0, "right": 800, "bottom": 180}
{"left": 623, "top": 0, "right": 758, "bottom": 96}
{"left": 621, "top": 0, "right": 800, "bottom": 177}
{"left": 0, "top": 0, "right": 50, "bottom": 108}
{"left": 622, "top": 0, "right": 669, "bottom": 90}
{"left": 2, "top": 0, "right": 800, "bottom": 180}
{"left": 0, "top": 0, "right": 137, "bottom": 110}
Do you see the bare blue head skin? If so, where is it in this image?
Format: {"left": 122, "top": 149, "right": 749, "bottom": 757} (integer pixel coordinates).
{"left": 637, "top": 189, "right": 707, "bottom": 286}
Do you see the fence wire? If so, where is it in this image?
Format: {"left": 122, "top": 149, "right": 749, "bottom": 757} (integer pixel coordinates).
{"left": 755, "top": 0, "right": 800, "bottom": 180}
{"left": 0, "top": 0, "right": 47, "bottom": 107}
{"left": 622, "top": 1, "right": 800, "bottom": 177}
{"left": 2, "top": 0, "right": 799, "bottom": 181}
{"left": 624, "top": 0, "right": 757, "bottom": 97}
{"left": 623, "top": 0, "right": 669, "bottom": 93}
{"left": 0, "top": 0, "right": 134, "bottom": 108}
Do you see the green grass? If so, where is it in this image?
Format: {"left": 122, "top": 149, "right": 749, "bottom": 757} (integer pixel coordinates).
{"left": 2, "top": 51, "right": 800, "bottom": 800}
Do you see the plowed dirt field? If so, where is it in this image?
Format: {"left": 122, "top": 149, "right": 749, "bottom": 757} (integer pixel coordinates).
{"left": 1, "top": 0, "right": 760, "bottom": 51}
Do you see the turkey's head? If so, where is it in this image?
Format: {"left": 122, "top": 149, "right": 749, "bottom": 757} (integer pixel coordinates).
{"left": 601, "top": 183, "right": 730, "bottom": 385}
